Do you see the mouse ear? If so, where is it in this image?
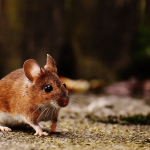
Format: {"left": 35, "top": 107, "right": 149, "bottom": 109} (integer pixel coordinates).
{"left": 44, "top": 54, "right": 57, "bottom": 73}
{"left": 23, "top": 59, "right": 42, "bottom": 81}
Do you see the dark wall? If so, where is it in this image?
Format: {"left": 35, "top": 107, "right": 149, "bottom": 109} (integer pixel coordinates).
{"left": 0, "top": 0, "right": 149, "bottom": 81}
{"left": 65, "top": 0, "right": 138, "bottom": 80}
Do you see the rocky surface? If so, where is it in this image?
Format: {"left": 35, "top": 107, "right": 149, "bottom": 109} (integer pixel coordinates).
{"left": 1, "top": 92, "right": 150, "bottom": 150}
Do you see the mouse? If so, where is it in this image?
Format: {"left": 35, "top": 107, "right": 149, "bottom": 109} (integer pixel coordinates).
{"left": 0, "top": 54, "right": 69, "bottom": 136}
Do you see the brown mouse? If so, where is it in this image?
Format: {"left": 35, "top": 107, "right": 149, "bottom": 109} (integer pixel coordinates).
{"left": 0, "top": 54, "right": 69, "bottom": 136}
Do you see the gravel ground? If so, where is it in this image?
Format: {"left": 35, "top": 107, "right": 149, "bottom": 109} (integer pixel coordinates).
{"left": 1, "top": 93, "right": 150, "bottom": 150}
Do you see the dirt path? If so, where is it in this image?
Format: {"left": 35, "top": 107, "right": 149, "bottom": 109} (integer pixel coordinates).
{"left": 1, "top": 93, "right": 150, "bottom": 150}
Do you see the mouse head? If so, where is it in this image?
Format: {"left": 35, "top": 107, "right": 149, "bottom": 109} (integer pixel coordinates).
{"left": 23, "top": 54, "right": 69, "bottom": 108}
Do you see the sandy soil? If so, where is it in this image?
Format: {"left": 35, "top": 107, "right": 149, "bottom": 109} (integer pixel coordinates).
{"left": 1, "top": 92, "right": 150, "bottom": 150}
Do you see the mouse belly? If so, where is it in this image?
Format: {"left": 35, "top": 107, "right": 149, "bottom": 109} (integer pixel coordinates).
{"left": 0, "top": 112, "right": 27, "bottom": 127}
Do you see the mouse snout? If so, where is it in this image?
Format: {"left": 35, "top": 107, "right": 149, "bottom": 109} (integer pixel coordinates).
{"left": 58, "top": 97, "right": 69, "bottom": 107}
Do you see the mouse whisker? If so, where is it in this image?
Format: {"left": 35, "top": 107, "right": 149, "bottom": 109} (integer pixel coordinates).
{"left": 51, "top": 107, "right": 55, "bottom": 120}
{"left": 46, "top": 108, "right": 51, "bottom": 120}
{"left": 46, "top": 105, "right": 54, "bottom": 120}
{"left": 37, "top": 107, "right": 48, "bottom": 122}
{"left": 28, "top": 106, "right": 40, "bottom": 119}
{"left": 69, "top": 94, "right": 84, "bottom": 100}
{"left": 52, "top": 107, "right": 57, "bottom": 120}
{"left": 68, "top": 98, "right": 84, "bottom": 107}
{"left": 72, "top": 98, "right": 84, "bottom": 106}
{"left": 44, "top": 108, "right": 49, "bottom": 121}
{"left": 46, "top": 106, "right": 53, "bottom": 120}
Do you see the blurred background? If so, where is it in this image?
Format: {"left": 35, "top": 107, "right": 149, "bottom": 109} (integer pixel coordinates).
{"left": 0, "top": 0, "right": 150, "bottom": 97}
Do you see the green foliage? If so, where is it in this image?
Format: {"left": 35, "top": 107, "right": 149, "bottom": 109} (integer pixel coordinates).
{"left": 134, "top": 20, "right": 150, "bottom": 61}
{"left": 120, "top": 113, "right": 150, "bottom": 125}
{"left": 85, "top": 114, "right": 119, "bottom": 124}
{"left": 86, "top": 113, "right": 150, "bottom": 125}
{"left": 119, "top": 18, "right": 150, "bottom": 80}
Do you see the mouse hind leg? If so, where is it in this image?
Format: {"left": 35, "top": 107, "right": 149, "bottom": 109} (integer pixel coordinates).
{"left": 0, "top": 125, "right": 11, "bottom": 132}
{"left": 0, "top": 112, "right": 17, "bottom": 132}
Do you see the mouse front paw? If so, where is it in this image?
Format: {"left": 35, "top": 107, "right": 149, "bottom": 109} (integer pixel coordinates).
{"left": 49, "top": 129, "right": 61, "bottom": 134}
{"left": 49, "top": 120, "right": 61, "bottom": 134}
{"left": 34, "top": 131, "right": 48, "bottom": 136}
{"left": 34, "top": 125, "right": 48, "bottom": 136}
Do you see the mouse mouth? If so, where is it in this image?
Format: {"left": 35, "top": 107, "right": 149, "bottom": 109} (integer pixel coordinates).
{"left": 58, "top": 101, "right": 68, "bottom": 107}
{"left": 50, "top": 100, "right": 61, "bottom": 109}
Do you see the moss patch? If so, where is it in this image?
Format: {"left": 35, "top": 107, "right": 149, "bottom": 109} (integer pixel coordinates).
{"left": 86, "top": 113, "right": 150, "bottom": 125}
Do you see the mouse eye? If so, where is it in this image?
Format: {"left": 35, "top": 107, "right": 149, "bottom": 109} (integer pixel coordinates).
{"left": 44, "top": 84, "right": 53, "bottom": 92}
{"left": 63, "top": 83, "right": 66, "bottom": 88}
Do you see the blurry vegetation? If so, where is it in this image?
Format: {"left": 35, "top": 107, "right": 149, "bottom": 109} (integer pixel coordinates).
{"left": 120, "top": 114, "right": 150, "bottom": 125}
{"left": 0, "top": 0, "right": 150, "bottom": 82}
{"left": 135, "top": 0, "right": 150, "bottom": 61}
{"left": 86, "top": 113, "right": 150, "bottom": 125}
{"left": 86, "top": 114, "right": 119, "bottom": 124}
{"left": 135, "top": 21, "right": 150, "bottom": 61}
{"left": 120, "top": 0, "right": 150, "bottom": 80}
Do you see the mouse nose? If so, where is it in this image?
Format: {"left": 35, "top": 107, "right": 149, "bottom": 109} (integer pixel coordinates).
{"left": 58, "top": 97, "right": 69, "bottom": 107}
